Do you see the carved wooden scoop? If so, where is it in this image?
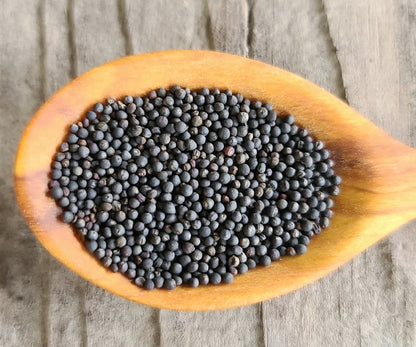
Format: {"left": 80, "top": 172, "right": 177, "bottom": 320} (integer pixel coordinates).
{"left": 14, "top": 51, "right": 416, "bottom": 311}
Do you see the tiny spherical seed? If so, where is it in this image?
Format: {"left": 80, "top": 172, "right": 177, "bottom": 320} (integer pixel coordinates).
{"left": 209, "top": 273, "right": 222, "bottom": 285}
{"left": 50, "top": 186, "right": 64, "bottom": 199}
{"left": 164, "top": 278, "right": 177, "bottom": 290}
{"left": 62, "top": 211, "right": 74, "bottom": 223}
{"left": 49, "top": 86, "right": 340, "bottom": 290}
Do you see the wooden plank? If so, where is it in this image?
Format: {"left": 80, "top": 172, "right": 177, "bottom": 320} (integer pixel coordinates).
{"left": 83, "top": 289, "right": 160, "bottom": 347}
{"left": 324, "top": 0, "right": 416, "bottom": 145}
{"left": 70, "top": 1, "right": 160, "bottom": 345}
{"left": 249, "top": 0, "right": 346, "bottom": 99}
{"left": 252, "top": 0, "right": 416, "bottom": 346}
{"left": 249, "top": 1, "right": 349, "bottom": 345}
{"left": 45, "top": 265, "right": 85, "bottom": 347}
{"left": 123, "top": 0, "right": 211, "bottom": 53}
{"left": 42, "top": 0, "right": 74, "bottom": 97}
{"left": 323, "top": 1, "right": 416, "bottom": 346}
{"left": 71, "top": 0, "right": 126, "bottom": 75}
{"left": 159, "top": 306, "right": 264, "bottom": 347}
{"left": 123, "top": 1, "right": 264, "bottom": 346}
{"left": 0, "top": 0, "right": 45, "bottom": 346}
{"left": 206, "top": 0, "right": 249, "bottom": 55}
{"left": 40, "top": 1, "right": 87, "bottom": 346}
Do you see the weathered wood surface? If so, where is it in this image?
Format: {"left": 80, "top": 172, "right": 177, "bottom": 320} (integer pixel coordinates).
{"left": 1, "top": 0, "right": 415, "bottom": 346}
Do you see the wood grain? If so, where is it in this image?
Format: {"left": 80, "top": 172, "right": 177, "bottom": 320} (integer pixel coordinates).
{"left": 14, "top": 50, "right": 416, "bottom": 311}
{"left": 159, "top": 306, "right": 264, "bottom": 347}
{"left": 123, "top": 0, "right": 212, "bottom": 53}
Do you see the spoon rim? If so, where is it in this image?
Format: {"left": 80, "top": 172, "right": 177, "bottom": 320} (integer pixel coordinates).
{"left": 14, "top": 50, "right": 415, "bottom": 311}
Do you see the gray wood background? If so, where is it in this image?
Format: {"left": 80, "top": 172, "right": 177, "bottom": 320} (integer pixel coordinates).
{"left": 1, "top": 0, "right": 415, "bottom": 346}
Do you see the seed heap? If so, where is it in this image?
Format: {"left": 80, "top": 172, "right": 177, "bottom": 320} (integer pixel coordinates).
{"left": 48, "top": 86, "right": 341, "bottom": 290}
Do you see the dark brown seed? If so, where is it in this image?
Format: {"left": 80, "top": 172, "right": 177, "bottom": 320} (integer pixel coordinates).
{"left": 223, "top": 146, "right": 235, "bottom": 157}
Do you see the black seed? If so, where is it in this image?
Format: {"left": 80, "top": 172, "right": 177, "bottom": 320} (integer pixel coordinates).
{"left": 209, "top": 273, "right": 222, "bottom": 285}
{"left": 295, "top": 244, "right": 307, "bottom": 255}
{"left": 62, "top": 211, "right": 74, "bottom": 223}
{"left": 222, "top": 273, "right": 234, "bottom": 284}
{"left": 85, "top": 240, "right": 98, "bottom": 253}
{"left": 50, "top": 186, "right": 63, "bottom": 199}
{"left": 259, "top": 255, "right": 271, "bottom": 266}
{"left": 164, "top": 278, "right": 176, "bottom": 290}
{"left": 144, "top": 279, "right": 155, "bottom": 290}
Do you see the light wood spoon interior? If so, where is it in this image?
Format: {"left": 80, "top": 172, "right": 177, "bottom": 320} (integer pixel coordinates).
{"left": 14, "top": 50, "right": 416, "bottom": 311}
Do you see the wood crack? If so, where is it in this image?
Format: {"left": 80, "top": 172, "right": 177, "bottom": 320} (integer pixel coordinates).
{"left": 38, "top": 0, "right": 46, "bottom": 101}
{"left": 321, "top": 0, "right": 348, "bottom": 103}
{"left": 80, "top": 283, "right": 89, "bottom": 347}
{"left": 259, "top": 302, "right": 267, "bottom": 347}
{"left": 118, "top": 0, "right": 133, "bottom": 56}
{"left": 40, "top": 253, "right": 51, "bottom": 347}
{"left": 203, "top": 0, "right": 215, "bottom": 51}
{"left": 38, "top": 2, "right": 50, "bottom": 345}
{"left": 67, "top": 0, "right": 78, "bottom": 78}
{"left": 157, "top": 309, "right": 162, "bottom": 347}
{"left": 244, "top": 0, "right": 254, "bottom": 58}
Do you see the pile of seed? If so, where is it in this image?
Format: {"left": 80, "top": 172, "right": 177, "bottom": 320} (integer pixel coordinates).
{"left": 48, "top": 86, "right": 341, "bottom": 290}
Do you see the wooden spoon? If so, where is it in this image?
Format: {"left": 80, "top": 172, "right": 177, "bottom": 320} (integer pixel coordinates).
{"left": 14, "top": 50, "right": 416, "bottom": 311}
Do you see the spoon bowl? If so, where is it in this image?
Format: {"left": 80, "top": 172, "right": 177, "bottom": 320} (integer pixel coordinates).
{"left": 14, "top": 50, "right": 416, "bottom": 311}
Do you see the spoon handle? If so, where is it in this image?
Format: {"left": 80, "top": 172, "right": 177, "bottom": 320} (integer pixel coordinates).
{"left": 379, "top": 144, "right": 416, "bottom": 219}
